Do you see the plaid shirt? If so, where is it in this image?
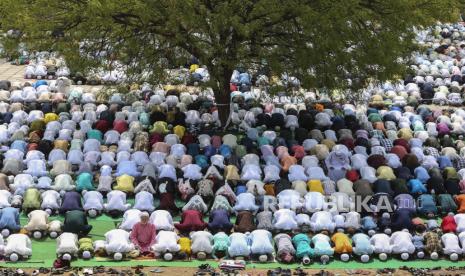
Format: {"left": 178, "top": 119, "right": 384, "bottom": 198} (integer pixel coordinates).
{"left": 379, "top": 138, "right": 394, "bottom": 152}
{"left": 454, "top": 157, "right": 465, "bottom": 170}
{"left": 424, "top": 231, "right": 442, "bottom": 254}
{"left": 371, "top": 130, "right": 385, "bottom": 139}
{"left": 424, "top": 147, "right": 440, "bottom": 158}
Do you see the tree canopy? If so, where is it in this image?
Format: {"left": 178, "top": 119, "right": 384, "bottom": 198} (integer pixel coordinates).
{"left": 1, "top": 0, "right": 464, "bottom": 119}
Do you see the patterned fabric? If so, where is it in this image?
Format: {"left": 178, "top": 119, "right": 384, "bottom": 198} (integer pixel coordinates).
{"left": 379, "top": 138, "right": 394, "bottom": 152}
{"left": 424, "top": 231, "right": 442, "bottom": 254}
{"left": 424, "top": 147, "right": 440, "bottom": 158}
{"left": 371, "top": 130, "right": 385, "bottom": 139}
{"left": 454, "top": 157, "right": 465, "bottom": 170}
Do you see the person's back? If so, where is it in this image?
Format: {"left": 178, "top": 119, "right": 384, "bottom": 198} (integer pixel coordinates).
{"left": 63, "top": 210, "right": 92, "bottom": 236}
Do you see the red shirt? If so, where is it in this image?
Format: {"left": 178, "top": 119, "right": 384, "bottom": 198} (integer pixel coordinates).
{"left": 130, "top": 222, "right": 156, "bottom": 252}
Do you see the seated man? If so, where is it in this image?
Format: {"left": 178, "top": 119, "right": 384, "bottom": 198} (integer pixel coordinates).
{"left": 63, "top": 210, "right": 92, "bottom": 237}
{"left": 130, "top": 212, "right": 156, "bottom": 254}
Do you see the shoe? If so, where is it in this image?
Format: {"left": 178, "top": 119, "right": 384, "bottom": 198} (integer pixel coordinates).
{"left": 83, "top": 268, "right": 94, "bottom": 275}
{"left": 107, "top": 268, "right": 120, "bottom": 275}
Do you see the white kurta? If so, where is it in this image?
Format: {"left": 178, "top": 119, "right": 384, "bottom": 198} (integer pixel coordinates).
{"left": 105, "top": 229, "right": 134, "bottom": 254}
{"left": 152, "top": 231, "right": 180, "bottom": 253}
{"left": 370, "top": 233, "right": 392, "bottom": 254}
{"left": 149, "top": 210, "right": 174, "bottom": 231}
{"left": 390, "top": 231, "right": 415, "bottom": 254}
{"left": 5, "top": 234, "right": 32, "bottom": 256}
{"left": 41, "top": 190, "right": 61, "bottom": 210}
{"left": 190, "top": 231, "right": 213, "bottom": 254}
{"left": 56, "top": 232, "right": 79, "bottom": 255}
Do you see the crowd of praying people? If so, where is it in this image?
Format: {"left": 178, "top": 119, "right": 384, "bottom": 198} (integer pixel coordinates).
{"left": 0, "top": 22, "right": 465, "bottom": 265}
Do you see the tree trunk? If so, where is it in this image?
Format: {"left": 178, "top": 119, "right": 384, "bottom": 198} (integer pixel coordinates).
{"left": 214, "top": 68, "right": 233, "bottom": 128}
{"left": 216, "top": 80, "right": 231, "bottom": 128}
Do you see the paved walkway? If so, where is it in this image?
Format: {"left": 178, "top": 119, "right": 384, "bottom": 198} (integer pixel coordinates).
{"left": 0, "top": 59, "right": 25, "bottom": 83}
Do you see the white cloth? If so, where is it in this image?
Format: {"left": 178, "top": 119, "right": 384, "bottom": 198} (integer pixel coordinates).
{"left": 344, "top": 212, "right": 361, "bottom": 230}
{"left": 119, "top": 209, "right": 142, "bottom": 231}
{"left": 304, "top": 192, "right": 327, "bottom": 212}
{"left": 228, "top": 232, "right": 251, "bottom": 257}
{"left": 150, "top": 210, "right": 174, "bottom": 231}
{"left": 105, "top": 229, "right": 134, "bottom": 254}
{"left": 329, "top": 192, "right": 354, "bottom": 213}
{"left": 442, "top": 233, "right": 463, "bottom": 255}
{"left": 458, "top": 232, "right": 465, "bottom": 250}
{"left": 131, "top": 151, "right": 150, "bottom": 167}
{"left": 241, "top": 164, "right": 262, "bottom": 181}
{"left": 152, "top": 230, "right": 180, "bottom": 253}
{"left": 370, "top": 233, "right": 392, "bottom": 254}
{"left": 0, "top": 190, "right": 11, "bottom": 208}
{"left": 133, "top": 191, "right": 155, "bottom": 212}
{"left": 306, "top": 167, "right": 328, "bottom": 180}
{"left": 52, "top": 174, "right": 75, "bottom": 191}
{"left": 182, "top": 164, "right": 203, "bottom": 180}
{"left": 11, "top": 174, "right": 34, "bottom": 194}
{"left": 104, "top": 191, "right": 130, "bottom": 212}
{"left": 48, "top": 149, "right": 67, "bottom": 166}
{"left": 249, "top": 229, "right": 274, "bottom": 255}
{"left": 190, "top": 231, "right": 213, "bottom": 254}
{"left": 56, "top": 232, "right": 79, "bottom": 255}
{"left": 310, "top": 211, "right": 335, "bottom": 233}
{"left": 83, "top": 191, "right": 104, "bottom": 211}
{"left": 233, "top": 193, "right": 259, "bottom": 213}
{"left": 5, "top": 234, "right": 32, "bottom": 256}
{"left": 99, "top": 152, "right": 117, "bottom": 167}
{"left": 158, "top": 164, "right": 177, "bottom": 181}
{"left": 455, "top": 214, "right": 465, "bottom": 233}
{"left": 296, "top": 214, "right": 311, "bottom": 227}
{"left": 288, "top": 165, "right": 308, "bottom": 182}
{"left": 41, "top": 190, "right": 61, "bottom": 210}
{"left": 24, "top": 160, "right": 47, "bottom": 177}
{"left": 277, "top": 189, "right": 303, "bottom": 210}
{"left": 273, "top": 209, "right": 298, "bottom": 231}
{"left": 246, "top": 180, "right": 265, "bottom": 196}
{"left": 263, "top": 165, "right": 280, "bottom": 182}
{"left": 36, "top": 176, "right": 52, "bottom": 189}
{"left": 390, "top": 231, "right": 415, "bottom": 254}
